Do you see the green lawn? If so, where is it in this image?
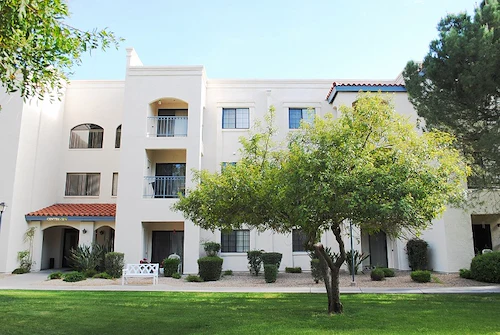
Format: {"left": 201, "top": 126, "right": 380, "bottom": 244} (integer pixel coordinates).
{"left": 0, "top": 291, "right": 498, "bottom": 334}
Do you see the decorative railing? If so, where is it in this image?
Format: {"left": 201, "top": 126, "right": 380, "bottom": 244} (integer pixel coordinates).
{"left": 147, "top": 116, "right": 188, "bottom": 137}
{"left": 144, "top": 176, "right": 185, "bottom": 198}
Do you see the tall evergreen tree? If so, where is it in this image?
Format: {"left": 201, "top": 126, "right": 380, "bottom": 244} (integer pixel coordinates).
{"left": 404, "top": 0, "right": 500, "bottom": 188}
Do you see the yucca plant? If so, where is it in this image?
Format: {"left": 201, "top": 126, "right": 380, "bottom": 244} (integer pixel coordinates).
{"left": 345, "top": 250, "right": 370, "bottom": 275}
{"left": 67, "top": 243, "right": 105, "bottom": 273}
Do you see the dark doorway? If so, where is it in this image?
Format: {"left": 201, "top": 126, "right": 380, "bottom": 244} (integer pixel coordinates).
{"left": 62, "top": 228, "right": 79, "bottom": 267}
{"left": 151, "top": 231, "right": 184, "bottom": 267}
{"left": 472, "top": 224, "right": 492, "bottom": 255}
{"left": 369, "top": 231, "right": 388, "bottom": 268}
{"left": 154, "top": 163, "right": 186, "bottom": 198}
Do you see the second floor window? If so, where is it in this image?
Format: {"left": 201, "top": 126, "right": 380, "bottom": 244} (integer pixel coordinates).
{"left": 69, "top": 124, "right": 104, "bottom": 149}
{"left": 65, "top": 173, "right": 100, "bottom": 196}
{"left": 289, "top": 108, "right": 315, "bottom": 129}
{"left": 221, "top": 229, "right": 250, "bottom": 252}
{"left": 112, "top": 173, "right": 119, "bottom": 196}
{"left": 222, "top": 108, "right": 249, "bottom": 129}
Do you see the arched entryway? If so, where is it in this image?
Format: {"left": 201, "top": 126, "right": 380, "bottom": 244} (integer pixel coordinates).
{"left": 41, "top": 226, "right": 79, "bottom": 270}
{"left": 94, "top": 225, "right": 115, "bottom": 252}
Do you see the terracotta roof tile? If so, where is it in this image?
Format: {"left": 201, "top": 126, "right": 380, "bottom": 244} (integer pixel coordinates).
{"left": 27, "top": 203, "right": 116, "bottom": 217}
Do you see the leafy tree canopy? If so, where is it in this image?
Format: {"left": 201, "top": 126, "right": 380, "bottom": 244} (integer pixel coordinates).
{"left": 173, "top": 93, "right": 468, "bottom": 314}
{"left": 403, "top": 0, "right": 500, "bottom": 189}
{"left": 0, "top": 0, "right": 122, "bottom": 101}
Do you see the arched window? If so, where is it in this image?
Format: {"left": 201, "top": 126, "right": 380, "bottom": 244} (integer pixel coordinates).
{"left": 69, "top": 124, "right": 104, "bottom": 149}
{"left": 115, "top": 125, "right": 122, "bottom": 148}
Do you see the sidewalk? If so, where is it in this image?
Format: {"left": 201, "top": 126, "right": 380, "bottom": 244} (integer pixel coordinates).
{"left": 1, "top": 271, "right": 500, "bottom": 294}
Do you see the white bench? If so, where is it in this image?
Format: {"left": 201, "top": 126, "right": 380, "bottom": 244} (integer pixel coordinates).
{"left": 122, "top": 263, "right": 159, "bottom": 285}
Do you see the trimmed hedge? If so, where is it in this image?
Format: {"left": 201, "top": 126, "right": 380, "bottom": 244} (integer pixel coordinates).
{"left": 370, "top": 268, "right": 385, "bottom": 281}
{"left": 285, "top": 267, "right": 302, "bottom": 273}
{"left": 264, "top": 264, "right": 277, "bottom": 283}
{"left": 310, "top": 259, "right": 324, "bottom": 283}
{"left": 459, "top": 268, "right": 473, "bottom": 279}
{"left": 163, "top": 258, "right": 180, "bottom": 277}
{"left": 105, "top": 252, "right": 124, "bottom": 278}
{"left": 470, "top": 251, "right": 500, "bottom": 283}
{"left": 185, "top": 274, "right": 203, "bottom": 282}
{"left": 197, "top": 256, "right": 223, "bottom": 281}
{"left": 261, "top": 252, "right": 282, "bottom": 269}
{"left": 406, "top": 239, "right": 429, "bottom": 271}
{"left": 411, "top": 270, "right": 431, "bottom": 283}
{"left": 63, "top": 271, "right": 86, "bottom": 282}
{"left": 380, "top": 268, "right": 395, "bottom": 277}
{"left": 247, "top": 250, "right": 263, "bottom": 276}
{"left": 172, "top": 272, "right": 181, "bottom": 279}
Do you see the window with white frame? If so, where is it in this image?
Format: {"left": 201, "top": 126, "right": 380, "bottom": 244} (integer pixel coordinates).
{"left": 288, "top": 108, "right": 315, "bottom": 129}
{"left": 222, "top": 108, "right": 249, "bottom": 129}
{"left": 112, "top": 172, "right": 119, "bottom": 196}
{"left": 221, "top": 229, "right": 250, "bottom": 252}
{"left": 292, "top": 228, "right": 308, "bottom": 252}
{"left": 65, "top": 173, "right": 100, "bottom": 196}
{"left": 69, "top": 124, "right": 104, "bottom": 148}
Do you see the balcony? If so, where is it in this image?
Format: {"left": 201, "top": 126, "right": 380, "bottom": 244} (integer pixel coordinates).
{"left": 147, "top": 116, "right": 188, "bottom": 137}
{"left": 144, "top": 176, "right": 185, "bottom": 198}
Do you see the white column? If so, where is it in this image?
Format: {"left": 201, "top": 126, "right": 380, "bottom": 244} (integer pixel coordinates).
{"left": 30, "top": 221, "right": 42, "bottom": 272}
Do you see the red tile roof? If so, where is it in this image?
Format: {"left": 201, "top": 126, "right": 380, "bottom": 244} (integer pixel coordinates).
{"left": 326, "top": 82, "right": 406, "bottom": 101}
{"left": 27, "top": 204, "right": 116, "bottom": 217}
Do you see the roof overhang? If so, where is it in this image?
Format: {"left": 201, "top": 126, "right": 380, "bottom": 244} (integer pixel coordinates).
{"left": 327, "top": 85, "right": 407, "bottom": 104}
{"left": 25, "top": 215, "right": 115, "bottom": 222}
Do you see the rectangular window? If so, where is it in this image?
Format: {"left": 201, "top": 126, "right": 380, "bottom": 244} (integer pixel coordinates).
{"left": 289, "top": 108, "right": 315, "bottom": 129}
{"left": 112, "top": 173, "right": 118, "bottom": 196}
{"left": 65, "top": 173, "right": 100, "bottom": 196}
{"left": 292, "top": 229, "right": 308, "bottom": 252}
{"left": 221, "top": 162, "right": 237, "bottom": 172}
{"left": 222, "top": 108, "right": 249, "bottom": 129}
{"left": 221, "top": 229, "right": 250, "bottom": 252}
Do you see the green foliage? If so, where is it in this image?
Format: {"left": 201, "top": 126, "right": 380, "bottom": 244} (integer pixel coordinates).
{"left": 247, "top": 250, "right": 263, "bottom": 276}
{"left": 370, "top": 268, "right": 385, "bottom": 281}
{"left": 92, "top": 272, "right": 112, "bottom": 279}
{"left": 406, "top": 239, "right": 429, "bottom": 271}
{"left": 411, "top": 270, "right": 432, "bottom": 283}
{"left": 403, "top": 1, "right": 500, "bottom": 188}
{"left": 11, "top": 267, "right": 28, "bottom": 274}
{"left": 345, "top": 250, "right": 369, "bottom": 275}
{"left": 310, "top": 259, "right": 324, "bottom": 283}
{"left": 197, "top": 256, "right": 223, "bottom": 281}
{"left": 264, "top": 264, "right": 277, "bottom": 283}
{"left": 285, "top": 267, "right": 302, "bottom": 273}
{"left": 459, "top": 268, "right": 473, "bottom": 279}
{"left": 48, "top": 271, "right": 63, "bottom": 280}
{"left": 0, "top": 0, "right": 122, "bottom": 102}
{"left": 172, "top": 272, "right": 182, "bottom": 279}
{"left": 261, "top": 252, "right": 282, "bottom": 269}
{"left": 185, "top": 275, "right": 203, "bottom": 282}
{"left": 380, "top": 268, "right": 395, "bottom": 278}
{"left": 62, "top": 271, "right": 86, "bottom": 282}
{"left": 84, "top": 269, "right": 98, "bottom": 278}
{"left": 223, "top": 270, "right": 233, "bottom": 276}
{"left": 163, "top": 258, "right": 181, "bottom": 277}
{"left": 104, "top": 252, "right": 124, "bottom": 278}
{"left": 203, "top": 242, "right": 221, "bottom": 256}
{"left": 470, "top": 251, "right": 500, "bottom": 283}
{"left": 17, "top": 250, "right": 32, "bottom": 272}
{"left": 67, "top": 243, "right": 105, "bottom": 273}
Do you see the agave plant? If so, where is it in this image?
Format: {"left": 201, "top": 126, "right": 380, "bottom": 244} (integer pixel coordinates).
{"left": 67, "top": 243, "right": 105, "bottom": 273}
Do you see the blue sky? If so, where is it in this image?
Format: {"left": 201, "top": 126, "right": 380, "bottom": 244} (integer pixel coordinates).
{"left": 67, "top": 0, "right": 476, "bottom": 81}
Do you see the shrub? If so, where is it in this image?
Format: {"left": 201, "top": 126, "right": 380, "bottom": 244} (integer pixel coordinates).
{"left": 411, "top": 270, "right": 431, "bottom": 283}
{"left": 264, "top": 264, "right": 277, "bottom": 283}
{"left": 470, "top": 251, "right": 500, "bottom": 283}
{"left": 185, "top": 274, "right": 203, "bottom": 282}
{"left": 63, "top": 271, "right": 86, "bottom": 282}
{"left": 285, "top": 267, "right": 302, "bottom": 273}
{"left": 67, "top": 243, "right": 105, "bottom": 273}
{"left": 380, "top": 267, "right": 395, "bottom": 277}
{"left": 223, "top": 270, "right": 233, "bottom": 276}
{"left": 247, "top": 250, "right": 263, "bottom": 276}
{"left": 48, "top": 271, "right": 63, "bottom": 280}
{"left": 370, "top": 268, "right": 385, "bottom": 281}
{"left": 406, "top": 239, "right": 429, "bottom": 271}
{"left": 310, "top": 259, "right": 324, "bottom": 283}
{"left": 84, "top": 269, "right": 98, "bottom": 278}
{"left": 261, "top": 252, "right": 282, "bottom": 270}
{"left": 172, "top": 272, "right": 182, "bottom": 279}
{"left": 17, "top": 250, "right": 33, "bottom": 272}
{"left": 105, "top": 252, "right": 124, "bottom": 278}
{"left": 163, "top": 258, "right": 181, "bottom": 277}
{"left": 459, "top": 268, "right": 473, "bottom": 279}
{"left": 93, "top": 272, "right": 112, "bottom": 279}
{"left": 197, "top": 256, "right": 223, "bottom": 281}
{"left": 345, "top": 250, "right": 369, "bottom": 275}
{"left": 203, "top": 242, "right": 221, "bottom": 257}
{"left": 12, "top": 268, "right": 28, "bottom": 274}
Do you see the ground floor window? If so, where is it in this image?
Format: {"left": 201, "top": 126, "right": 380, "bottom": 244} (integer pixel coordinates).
{"left": 292, "top": 229, "right": 308, "bottom": 252}
{"left": 221, "top": 229, "right": 250, "bottom": 252}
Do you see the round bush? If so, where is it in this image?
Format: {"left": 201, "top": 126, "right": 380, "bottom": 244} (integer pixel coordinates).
{"left": 203, "top": 242, "right": 221, "bottom": 256}
{"left": 261, "top": 252, "right": 282, "bottom": 269}
{"left": 163, "top": 258, "right": 181, "bottom": 277}
{"left": 411, "top": 270, "right": 431, "bottom": 283}
{"left": 381, "top": 268, "right": 395, "bottom": 277}
{"left": 197, "top": 256, "right": 223, "bottom": 281}
{"left": 470, "top": 252, "right": 500, "bottom": 283}
{"left": 172, "top": 272, "right": 182, "bottom": 279}
{"left": 459, "top": 268, "right": 473, "bottom": 279}
{"left": 406, "top": 239, "right": 429, "bottom": 271}
{"left": 370, "top": 268, "right": 385, "bottom": 281}
{"left": 12, "top": 268, "right": 28, "bottom": 274}
{"left": 48, "top": 271, "right": 63, "bottom": 280}
{"left": 105, "top": 252, "right": 124, "bottom": 278}
{"left": 264, "top": 264, "right": 277, "bottom": 283}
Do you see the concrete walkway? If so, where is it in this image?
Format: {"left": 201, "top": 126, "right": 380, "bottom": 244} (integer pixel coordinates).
{"left": 1, "top": 271, "right": 500, "bottom": 294}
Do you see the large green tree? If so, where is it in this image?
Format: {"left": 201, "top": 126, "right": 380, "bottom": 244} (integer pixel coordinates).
{"left": 173, "top": 94, "right": 468, "bottom": 314}
{"left": 0, "top": 0, "right": 121, "bottom": 102}
{"left": 403, "top": 0, "right": 500, "bottom": 188}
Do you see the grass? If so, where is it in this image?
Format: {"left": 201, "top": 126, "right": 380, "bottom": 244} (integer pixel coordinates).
{"left": 0, "top": 291, "right": 499, "bottom": 334}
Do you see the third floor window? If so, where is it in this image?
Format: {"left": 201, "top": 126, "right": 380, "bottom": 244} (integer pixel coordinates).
{"left": 69, "top": 124, "right": 104, "bottom": 149}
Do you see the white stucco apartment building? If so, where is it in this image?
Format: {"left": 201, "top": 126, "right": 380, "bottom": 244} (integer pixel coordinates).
{"left": 0, "top": 48, "right": 498, "bottom": 274}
